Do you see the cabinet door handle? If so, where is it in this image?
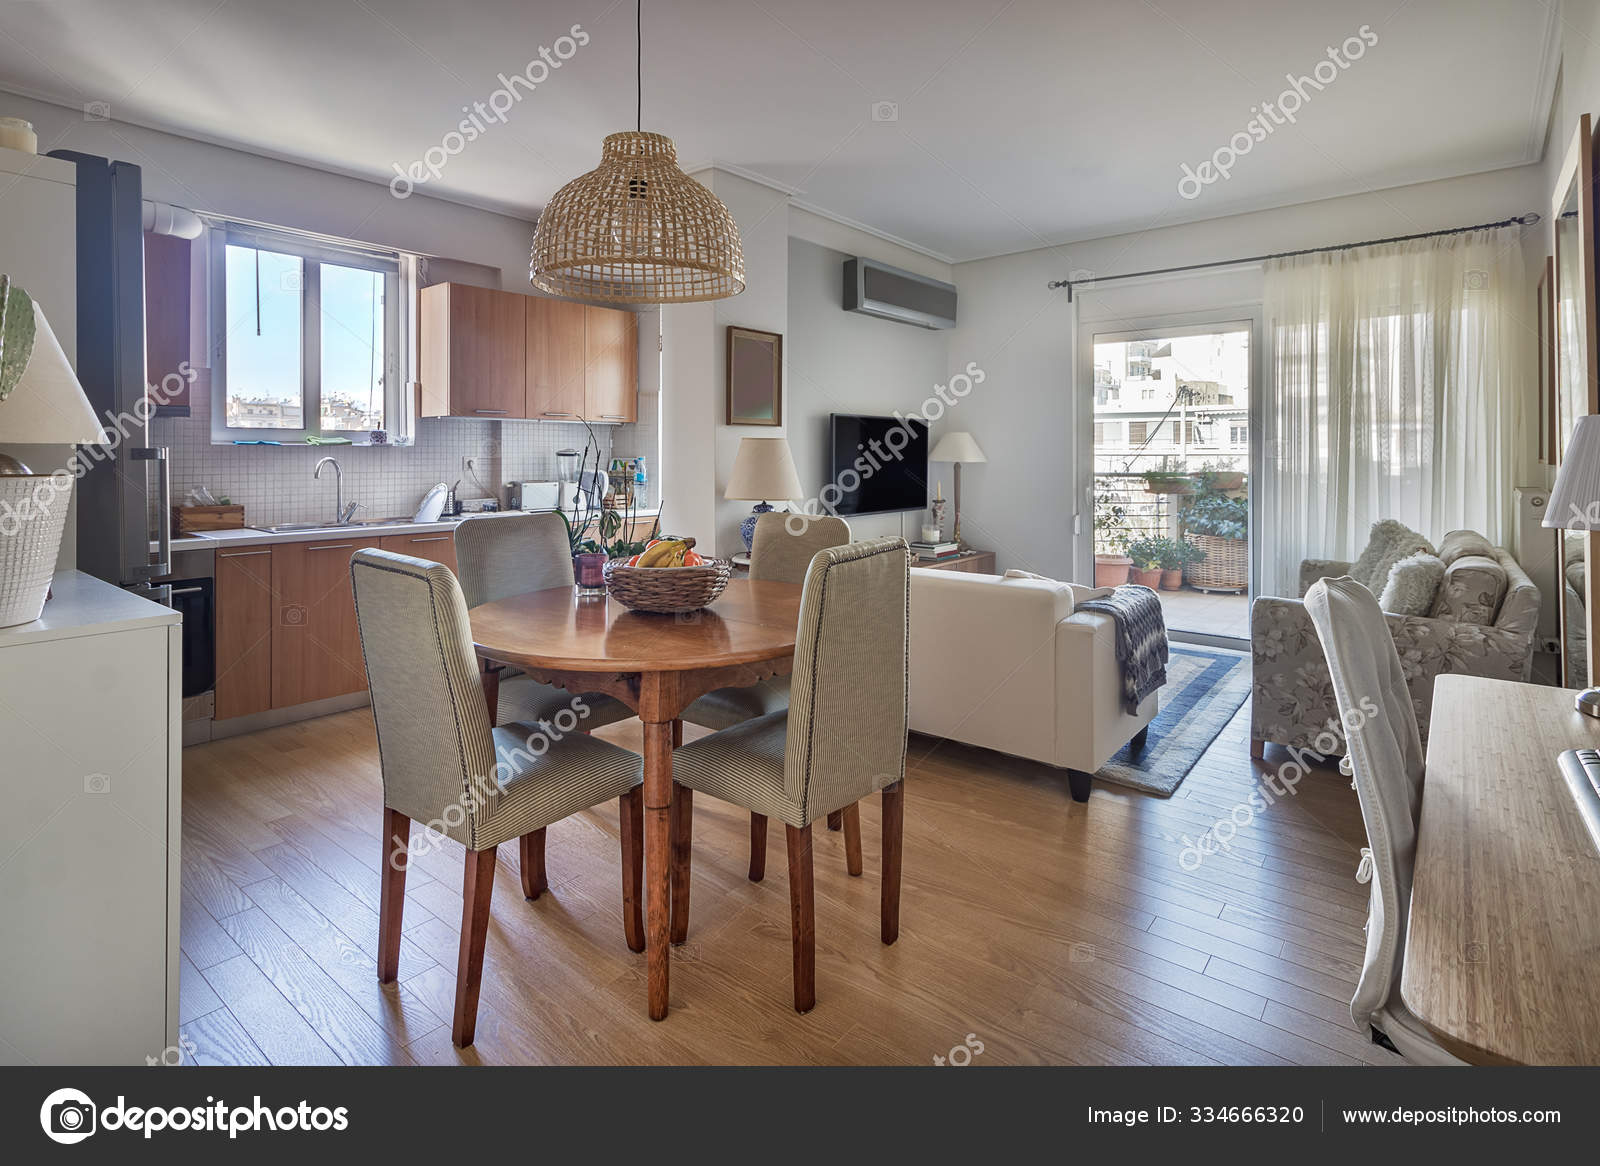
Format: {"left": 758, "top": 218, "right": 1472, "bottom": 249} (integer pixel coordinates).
{"left": 542, "top": 411, "right": 575, "bottom": 417}
{"left": 407, "top": 536, "right": 450, "bottom": 543}
{"left": 308, "top": 543, "right": 356, "bottom": 551}
{"left": 219, "top": 549, "right": 271, "bottom": 558}
{"left": 473, "top": 409, "right": 509, "bottom": 415}
{"left": 602, "top": 414, "right": 626, "bottom": 420}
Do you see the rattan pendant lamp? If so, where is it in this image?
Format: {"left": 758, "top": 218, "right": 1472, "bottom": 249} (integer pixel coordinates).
{"left": 529, "top": 0, "right": 745, "bottom": 304}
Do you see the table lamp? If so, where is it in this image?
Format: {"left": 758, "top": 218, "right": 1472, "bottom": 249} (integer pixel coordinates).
{"left": 0, "top": 277, "right": 106, "bottom": 627}
{"left": 725, "top": 436, "right": 803, "bottom": 551}
{"left": 930, "top": 431, "right": 986, "bottom": 549}
{"left": 1545, "top": 411, "right": 1600, "bottom": 716}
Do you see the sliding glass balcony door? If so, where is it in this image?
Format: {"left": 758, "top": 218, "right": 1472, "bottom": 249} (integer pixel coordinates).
{"left": 1088, "top": 320, "right": 1254, "bottom": 644}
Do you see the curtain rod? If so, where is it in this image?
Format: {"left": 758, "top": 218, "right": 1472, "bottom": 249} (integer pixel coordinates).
{"left": 1046, "top": 213, "right": 1540, "bottom": 300}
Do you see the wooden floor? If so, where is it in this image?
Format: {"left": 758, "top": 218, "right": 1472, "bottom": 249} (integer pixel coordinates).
{"left": 175, "top": 700, "right": 1396, "bottom": 1066}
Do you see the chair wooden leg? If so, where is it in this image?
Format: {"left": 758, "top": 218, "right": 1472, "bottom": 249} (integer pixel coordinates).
{"left": 786, "top": 822, "right": 816, "bottom": 1013}
{"left": 453, "top": 846, "right": 498, "bottom": 1047}
{"left": 620, "top": 787, "right": 644, "bottom": 953}
{"left": 378, "top": 808, "right": 410, "bottom": 983}
{"left": 841, "top": 802, "right": 863, "bottom": 877}
{"left": 748, "top": 813, "right": 768, "bottom": 882}
{"left": 519, "top": 827, "right": 547, "bottom": 900}
{"left": 1251, "top": 738, "right": 1266, "bottom": 759}
{"left": 672, "top": 717, "right": 683, "bottom": 747}
{"left": 480, "top": 660, "right": 500, "bottom": 728}
{"left": 826, "top": 809, "right": 843, "bottom": 831}
{"left": 881, "top": 781, "right": 903, "bottom": 945}
{"left": 670, "top": 781, "right": 693, "bottom": 945}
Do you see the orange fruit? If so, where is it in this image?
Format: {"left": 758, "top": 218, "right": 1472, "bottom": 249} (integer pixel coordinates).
{"left": 682, "top": 550, "right": 703, "bottom": 566}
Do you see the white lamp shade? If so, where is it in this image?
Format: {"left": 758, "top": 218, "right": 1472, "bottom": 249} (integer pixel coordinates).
{"left": 0, "top": 302, "right": 104, "bottom": 446}
{"left": 930, "top": 431, "right": 986, "bottom": 463}
{"left": 725, "top": 437, "right": 803, "bottom": 501}
{"left": 1547, "top": 414, "right": 1600, "bottom": 528}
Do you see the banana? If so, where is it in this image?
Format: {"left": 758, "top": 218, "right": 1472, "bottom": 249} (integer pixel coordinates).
{"left": 637, "top": 539, "right": 686, "bottom": 568}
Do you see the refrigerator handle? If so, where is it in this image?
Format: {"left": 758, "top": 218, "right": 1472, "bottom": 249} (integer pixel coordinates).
{"left": 132, "top": 447, "right": 171, "bottom": 577}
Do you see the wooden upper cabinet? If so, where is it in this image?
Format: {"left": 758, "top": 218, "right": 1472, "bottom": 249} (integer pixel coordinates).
{"left": 419, "top": 283, "right": 526, "bottom": 418}
{"left": 525, "top": 296, "right": 587, "bottom": 422}
{"left": 584, "top": 305, "right": 638, "bottom": 423}
{"left": 143, "top": 232, "right": 193, "bottom": 414}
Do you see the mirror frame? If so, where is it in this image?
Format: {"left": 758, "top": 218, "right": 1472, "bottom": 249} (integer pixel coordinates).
{"left": 1553, "top": 112, "right": 1599, "bottom": 686}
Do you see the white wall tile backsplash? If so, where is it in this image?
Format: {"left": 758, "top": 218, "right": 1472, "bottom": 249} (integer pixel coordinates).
{"left": 154, "top": 372, "right": 616, "bottom": 527}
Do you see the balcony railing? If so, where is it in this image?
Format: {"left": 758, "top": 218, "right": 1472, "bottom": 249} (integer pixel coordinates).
{"left": 1093, "top": 472, "right": 1174, "bottom": 554}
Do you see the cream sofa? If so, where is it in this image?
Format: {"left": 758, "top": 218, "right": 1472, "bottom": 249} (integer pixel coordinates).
{"left": 908, "top": 569, "right": 1159, "bottom": 801}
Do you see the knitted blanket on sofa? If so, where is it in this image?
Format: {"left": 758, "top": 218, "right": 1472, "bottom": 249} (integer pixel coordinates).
{"left": 1077, "top": 584, "right": 1170, "bottom": 714}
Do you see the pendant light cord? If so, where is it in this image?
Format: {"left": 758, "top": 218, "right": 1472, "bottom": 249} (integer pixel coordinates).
{"left": 636, "top": 0, "right": 642, "bottom": 132}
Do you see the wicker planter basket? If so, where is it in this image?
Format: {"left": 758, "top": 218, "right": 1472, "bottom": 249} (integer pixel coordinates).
{"left": 1184, "top": 534, "right": 1248, "bottom": 593}
{"left": 603, "top": 557, "right": 733, "bottom": 614}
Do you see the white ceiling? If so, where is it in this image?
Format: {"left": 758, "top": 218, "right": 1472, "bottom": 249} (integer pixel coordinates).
{"left": 0, "top": 0, "right": 1560, "bottom": 262}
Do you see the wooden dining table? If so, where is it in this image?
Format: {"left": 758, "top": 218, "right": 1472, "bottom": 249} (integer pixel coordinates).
{"left": 1406, "top": 674, "right": 1600, "bottom": 1064}
{"left": 468, "top": 578, "right": 805, "bottom": 1020}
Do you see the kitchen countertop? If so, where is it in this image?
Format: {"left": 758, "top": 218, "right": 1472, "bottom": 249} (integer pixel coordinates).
{"left": 173, "top": 505, "right": 664, "bottom": 550}
{"left": 0, "top": 572, "right": 180, "bottom": 645}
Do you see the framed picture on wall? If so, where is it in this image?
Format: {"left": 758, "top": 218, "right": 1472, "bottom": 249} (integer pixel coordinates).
{"left": 726, "top": 326, "right": 782, "bottom": 426}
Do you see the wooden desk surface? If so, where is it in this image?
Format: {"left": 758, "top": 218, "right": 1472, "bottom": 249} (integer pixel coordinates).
{"left": 1406, "top": 675, "right": 1600, "bottom": 1064}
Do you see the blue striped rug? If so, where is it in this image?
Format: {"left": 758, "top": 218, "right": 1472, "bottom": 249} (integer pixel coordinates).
{"left": 1094, "top": 645, "right": 1251, "bottom": 797}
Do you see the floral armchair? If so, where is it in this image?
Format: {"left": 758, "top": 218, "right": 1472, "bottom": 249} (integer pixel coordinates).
{"left": 1251, "top": 531, "right": 1539, "bottom": 754}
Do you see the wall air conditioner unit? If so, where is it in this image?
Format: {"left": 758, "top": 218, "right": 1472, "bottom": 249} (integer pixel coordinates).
{"left": 843, "top": 257, "right": 957, "bottom": 330}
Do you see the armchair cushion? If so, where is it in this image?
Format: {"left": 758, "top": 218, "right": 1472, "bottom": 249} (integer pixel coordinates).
{"left": 1299, "top": 558, "right": 1352, "bottom": 597}
{"left": 1377, "top": 552, "right": 1446, "bottom": 616}
{"left": 1436, "top": 529, "right": 1496, "bottom": 566}
{"left": 1348, "top": 520, "right": 1434, "bottom": 592}
{"left": 1428, "top": 554, "right": 1506, "bottom": 624}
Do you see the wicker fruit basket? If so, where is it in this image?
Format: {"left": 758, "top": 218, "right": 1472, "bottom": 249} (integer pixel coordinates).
{"left": 603, "top": 557, "right": 733, "bottom": 613}
{"left": 1184, "top": 534, "right": 1248, "bottom": 593}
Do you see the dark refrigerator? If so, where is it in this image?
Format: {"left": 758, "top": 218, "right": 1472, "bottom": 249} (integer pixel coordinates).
{"left": 49, "top": 150, "right": 172, "bottom": 598}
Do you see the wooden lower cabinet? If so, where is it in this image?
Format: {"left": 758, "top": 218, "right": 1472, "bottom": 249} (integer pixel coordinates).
{"left": 914, "top": 550, "right": 997, "bottom": 574}
{"left": 271, "top": 536, "right": 381, "bottom": 708}
{"left": 214, "top": 547, "right": 275, "bottom": 719}
{"left": 379, "top": 531, "right": 458, "bottom": 573}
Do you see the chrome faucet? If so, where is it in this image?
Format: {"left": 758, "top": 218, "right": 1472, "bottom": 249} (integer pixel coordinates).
{"left": 314, "top": 456, "right": 345, "bottom": 524}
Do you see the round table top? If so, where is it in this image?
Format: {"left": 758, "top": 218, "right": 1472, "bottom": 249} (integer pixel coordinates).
{"left": 468, "top": 578, "right": 804, "bottom": 673}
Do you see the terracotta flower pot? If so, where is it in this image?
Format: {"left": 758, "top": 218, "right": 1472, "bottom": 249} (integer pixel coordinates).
{"left": 1160, "top": 568, "right": 1183, "bottom": 590}
{"left": 1131, "top": 566, "right": 1163, "bottom": 588}
{"left": 1094, "top": 554, "right": 1132, "bottom": 588}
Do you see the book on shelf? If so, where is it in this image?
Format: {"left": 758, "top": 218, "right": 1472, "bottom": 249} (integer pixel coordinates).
{"left": 910, "top": 540, "right": 959, "bottom": 554}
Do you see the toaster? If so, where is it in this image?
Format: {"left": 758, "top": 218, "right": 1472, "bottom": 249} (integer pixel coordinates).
{"left": 506, "top": 481, "right": 562, "bottom": 511}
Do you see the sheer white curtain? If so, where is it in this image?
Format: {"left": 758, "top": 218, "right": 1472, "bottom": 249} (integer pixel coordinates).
{"left": 1257, "top": 226, "right": 1528, "bottom": 597}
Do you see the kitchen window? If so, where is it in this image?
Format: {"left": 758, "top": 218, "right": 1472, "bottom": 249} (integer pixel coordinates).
{"left": 209, "top": 222, "right": 410, "bottom": 444}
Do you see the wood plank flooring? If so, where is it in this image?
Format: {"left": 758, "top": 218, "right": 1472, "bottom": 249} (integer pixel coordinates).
{"left": 176, "top": 700, "right": 1396, "bottom": 1065}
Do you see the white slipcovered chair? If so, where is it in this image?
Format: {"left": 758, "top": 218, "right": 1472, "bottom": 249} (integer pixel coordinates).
{"left": 1303, "top": 575, "right": 1466, "bottom": 1065}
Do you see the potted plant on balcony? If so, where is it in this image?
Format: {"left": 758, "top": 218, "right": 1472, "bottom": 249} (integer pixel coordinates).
{"left": 1125, "top": 537, "right": 1166, "bottom": 589}
{"left": 1093, "top": 492, "right": 1132, "bottom": 587}
{"left": 1157, "top": 537, "right": 1205, "bottom": 590}
{"left": 1181, "top": 489, "right": 1248, "bottom": 593}
{"left": 1141, "top": 471, "right": 1195, "bottom": 496}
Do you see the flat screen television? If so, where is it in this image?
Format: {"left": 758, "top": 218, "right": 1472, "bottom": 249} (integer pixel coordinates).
{"left": 828, "top": 413, "right": 929, "bottom": 516}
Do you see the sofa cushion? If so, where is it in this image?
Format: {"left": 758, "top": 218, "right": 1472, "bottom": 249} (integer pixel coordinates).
{"left": 1378, "top": 551, "right": 1446, "bottom": 615}
{"left": 1350, "top": 520, "right": 1435, "bottom": 592}
{"left": 1435, "top": 529, "right": 1496, "bottom": 566}
{"left": 1428, "top": 553, "right": 1507, "bottom": 624}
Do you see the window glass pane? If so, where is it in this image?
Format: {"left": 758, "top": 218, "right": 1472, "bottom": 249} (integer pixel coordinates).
{"left": 320, "top": 262, "right": 386, "bottom": 432}
{"left": 224, "top": 244, "right": 304, "bottom": 429}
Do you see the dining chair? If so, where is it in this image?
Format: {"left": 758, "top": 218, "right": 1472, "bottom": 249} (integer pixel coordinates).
{"left": 668, "top": 536, "right": 909, "bottom": 1012}
{"left": 1303, "top": 575, "right": 1465, "bottom": 1065}
{"left": 351, "top": 548, "right": 646, "bottom": 1047}
{"left": 455, "top": 511, "right": 636, "bottom": 728}
{"left": 681, "top": 512, "right": 857, "bottom": 881}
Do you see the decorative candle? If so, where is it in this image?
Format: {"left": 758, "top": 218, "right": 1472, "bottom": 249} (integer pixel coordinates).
{"left": 0, "top": 118, "right": 37, "bottom": 154}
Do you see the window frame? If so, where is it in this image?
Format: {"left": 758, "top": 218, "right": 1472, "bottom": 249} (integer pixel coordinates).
{"left": 208, "top": 223, "right": 408, "bottom": 445}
